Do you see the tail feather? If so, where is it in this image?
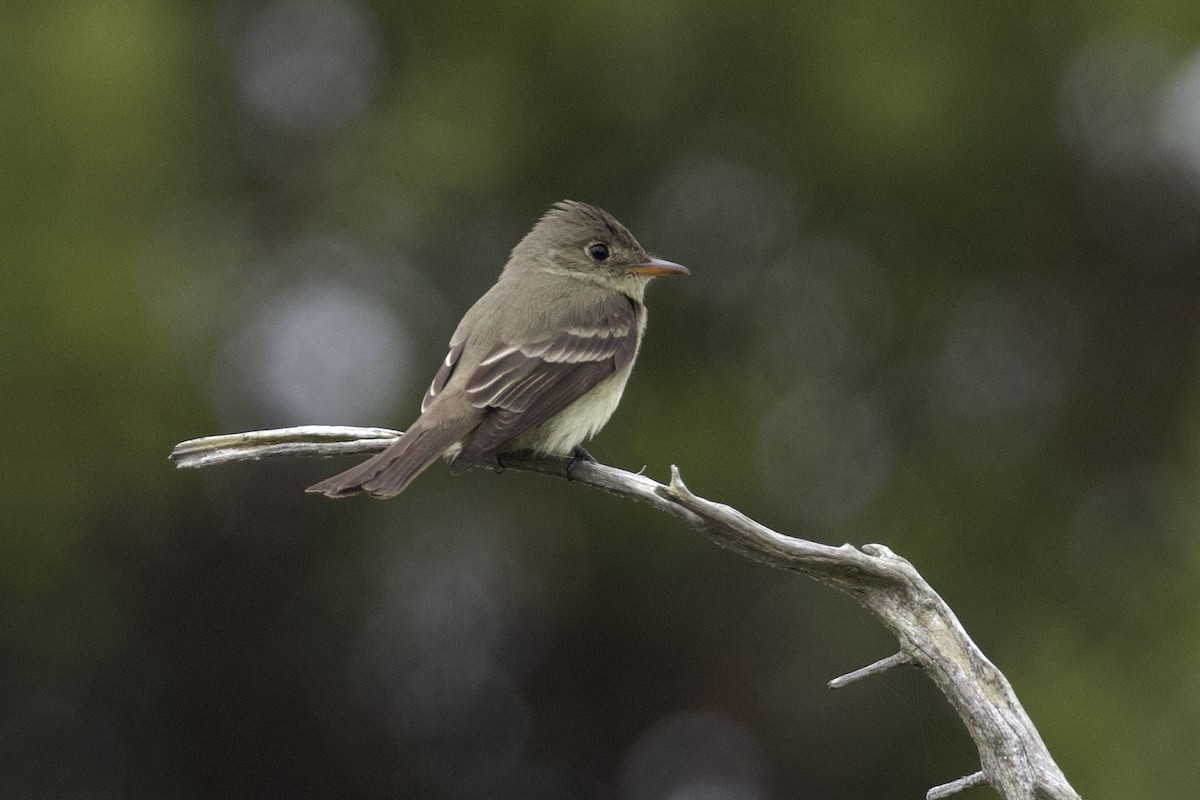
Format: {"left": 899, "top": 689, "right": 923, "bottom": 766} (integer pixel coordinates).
{"left": 307, "top": 424, "right": 461, "bottom": 499}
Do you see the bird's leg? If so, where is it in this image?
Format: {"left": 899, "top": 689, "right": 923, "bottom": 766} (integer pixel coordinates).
{"left": 449, "top": 451, "right": 505, "bottom": 476}
{"left": 566, "top": 446, "right": 597, "bottom": 481}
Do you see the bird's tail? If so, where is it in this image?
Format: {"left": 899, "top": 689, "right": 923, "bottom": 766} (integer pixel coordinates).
{"left": 306, "top": 422, "right": 463, "bottom": 499}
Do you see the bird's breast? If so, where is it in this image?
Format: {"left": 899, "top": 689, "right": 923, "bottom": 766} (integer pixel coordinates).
{"left": 511, "top": 362, "right": 636, "bottom": 456}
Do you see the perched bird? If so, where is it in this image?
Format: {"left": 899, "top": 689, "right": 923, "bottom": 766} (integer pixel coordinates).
{"left": 308, "top": 200, "right": 688, "bottom": 498}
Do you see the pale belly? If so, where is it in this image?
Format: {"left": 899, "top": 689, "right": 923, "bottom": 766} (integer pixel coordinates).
{"left": 510, "top": 364, "right": 634, "bottom": 456}
{"left": 438, "top": 365, "right": 632, "bottom": 463}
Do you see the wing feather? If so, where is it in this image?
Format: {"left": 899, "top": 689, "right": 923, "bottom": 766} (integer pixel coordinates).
{"left": 454, "top": 299, "right": 640, "bottom": 462}
{"left": 421, "top": 340, "right": 465, "bottom": 413}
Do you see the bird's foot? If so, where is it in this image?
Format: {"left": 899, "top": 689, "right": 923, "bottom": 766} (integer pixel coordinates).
{"left": 493, "top": 453, "right": 508, "bottom": 475}
{"left": 566, "top": 446, "right": 597, "bottom": 481}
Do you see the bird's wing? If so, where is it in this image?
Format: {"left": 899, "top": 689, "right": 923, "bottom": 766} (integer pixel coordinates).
{"left": 421, "top": 340, "right": 466, "bottom": 413}
{"left": 453, "top": 299, "right": 639, "bottom": 461}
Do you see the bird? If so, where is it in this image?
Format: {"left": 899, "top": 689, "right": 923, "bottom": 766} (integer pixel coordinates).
{"left": 307, "top": 200, "right": 688, "bottom": 498}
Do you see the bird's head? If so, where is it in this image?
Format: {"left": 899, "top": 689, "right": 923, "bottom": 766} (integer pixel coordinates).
{"left": 506, "top": 200, "right": 688, "bottom": 293}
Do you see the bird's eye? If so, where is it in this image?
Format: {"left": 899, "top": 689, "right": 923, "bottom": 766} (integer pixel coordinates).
{"left": 586, "top": 242, "right": 610, "bottom": 262}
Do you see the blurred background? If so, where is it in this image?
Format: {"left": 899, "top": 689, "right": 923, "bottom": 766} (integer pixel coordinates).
{"left": 3, "top": 1, "right": 1200, "bottom": 797}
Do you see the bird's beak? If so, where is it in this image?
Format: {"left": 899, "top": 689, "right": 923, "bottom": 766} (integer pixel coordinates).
{"left": 626, "top": 257, "right": 689, "bottom": 277}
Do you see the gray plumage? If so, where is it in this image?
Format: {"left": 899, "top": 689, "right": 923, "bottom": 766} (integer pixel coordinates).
{"left": 307, "top": 200, "right": 686, "bottom": 499}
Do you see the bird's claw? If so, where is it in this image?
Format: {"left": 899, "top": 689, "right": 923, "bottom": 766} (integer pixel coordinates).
{"left": 566, "top": 446, "right": 597, "bottom": 481}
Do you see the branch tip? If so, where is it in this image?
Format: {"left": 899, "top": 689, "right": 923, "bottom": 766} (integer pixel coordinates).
{"left": 926, "top": 771, "right": 986, "bottom": 800}
{"left": 168, "top": 426, "right": 402, "bottom": 470}
{"left": 828, "top": 651, "right": 912, "bottom": 689}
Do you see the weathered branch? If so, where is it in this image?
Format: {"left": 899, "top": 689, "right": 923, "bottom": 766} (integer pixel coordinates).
{"left": 928, "top": 771, "right": 988, "bottom": 799}
{"left": 170, "top": 426, "right": 1081, "bottom": 800}
{"left": 828, "top": 651, "right": 912, "bottom": 689}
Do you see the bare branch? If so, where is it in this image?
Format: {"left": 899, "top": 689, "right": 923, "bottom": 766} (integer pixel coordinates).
{"left": 928, "top": 771, "right": 987, "bottom": 799}
{"left": 171, "top": 426, "right": 403, "bottom": 468}
{"left": 829, "top": 651, "right": 913, "bottom": 690}
{"left": 170, "top": 426, "right": 1082, "bottom": 800}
